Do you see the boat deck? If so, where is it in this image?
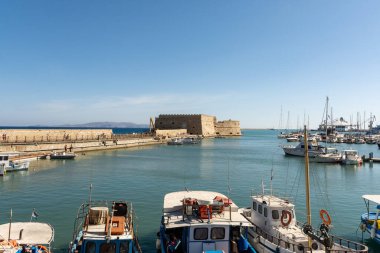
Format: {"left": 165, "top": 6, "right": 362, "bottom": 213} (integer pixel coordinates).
{"left": 162, "top": 191, "right": 252, "bottom": 229}
{"left": 0, "top": 222, "right": 54, "bottom": 245}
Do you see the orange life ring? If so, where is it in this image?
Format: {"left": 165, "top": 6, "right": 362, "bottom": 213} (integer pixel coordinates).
{"left": 281, "top": 210, "right": 292, "bottom": 226}
{"left": 319, "top": 209, "right": 331, "bottom": 225}
{"left": 9, "top": 240, "right": 18, "bottom": 247}
{"left": 38, "top": 245, "right": 48, "bottom": 252}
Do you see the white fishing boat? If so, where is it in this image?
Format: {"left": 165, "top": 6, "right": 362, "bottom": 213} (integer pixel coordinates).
{"left": 69, "top": 199, "right": 142, "bottom": 253}
{"left": 157, "top": 190, "right": 257, "bottom": 253}
{"left": 360, "top": 195, "right": 380, "bottom": 244}
{"left": 0, "top": 210, "right": 54, "bottom": 253}
{"left": 244, "top": 126, "right": 368, "bottom": 253}
{"left": 341, "top": 150, "right": 362, "bottom": 165}
{"left": 286, "top": 136, "right": 299, "bottom": 142}
{"left": 182, "top": 137, "right": 200, "bottom": 144}
{"left": 167, "top": 138, "right": 184, "bottom": 145}
{"left": 282, "top": 140, "right": 325, "bottom": 157}
{"left": 0, "top": 153, "right": 29, "bottom": 176}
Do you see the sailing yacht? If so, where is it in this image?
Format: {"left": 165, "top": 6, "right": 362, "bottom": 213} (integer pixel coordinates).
{"left": 311, "top": 97, "right": 342, "bottom": 163}
{"left": 243, "top": 126, "right": 368, "bottom": 253}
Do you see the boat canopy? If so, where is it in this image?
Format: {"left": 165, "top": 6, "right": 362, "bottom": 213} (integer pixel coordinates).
{"left": 362, "top": 195, "right": 380, "bottom": 204}
{"left": 0, "top": 222, "right": 54, "bottom": 245}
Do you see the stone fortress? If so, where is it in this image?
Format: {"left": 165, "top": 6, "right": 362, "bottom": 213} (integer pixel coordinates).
{"left": 153, "top": 114, "right": 241, "bottom": 137}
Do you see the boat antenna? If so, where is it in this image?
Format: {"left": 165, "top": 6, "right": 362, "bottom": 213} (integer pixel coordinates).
{"left": 8, "top": 209, "right": 12, "bottom": 241}
{"left": 270, "top": 161, "right": 274, "bottom": 197}
{"left": 227, "top": 159, "right": 231, "bottom": 195}
{"left": 227, "top": 159, "right": 232, "bottom": 221}
{"left": 304, "top": 125, "right": 312, "bottom": 248}
{"left": 261, "top": 178, "right": 265, "bottom": 196}
{"left": 89, "top": 184, "right": 93, "bottom": 208}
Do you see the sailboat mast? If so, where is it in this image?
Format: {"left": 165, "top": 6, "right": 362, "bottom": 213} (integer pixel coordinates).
{"left": 303, "top": 126, "right": 312, "bottom": 247}
{"left": 325, "top": 96, "right": 329, "bottom": 135}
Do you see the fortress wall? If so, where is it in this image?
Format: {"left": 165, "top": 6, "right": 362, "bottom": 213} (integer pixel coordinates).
{"left": 215, "top": 120, "right": 241, "bottom": 136}
{"left": 154, "top": 114, "right": 239, "bottom": 137}
{"left": 155, "top": 129, "right": 187, "bottom": 138}
{"left": 155, "top": 114, "right": 207, "bottom": 135}
{"left": 200, "top": 115, "right": 216, "bottom": 136}
{"left": 0, "top": 129, "right": 113, "bottom": 143}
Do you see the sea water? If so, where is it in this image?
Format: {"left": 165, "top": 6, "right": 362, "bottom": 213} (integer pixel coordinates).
{"left": 1, "top": 130, "right": 379, "bottom": 252}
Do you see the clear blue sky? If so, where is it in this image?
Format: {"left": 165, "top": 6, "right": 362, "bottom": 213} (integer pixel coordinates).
{"left": 1, "top": 1, "right": 379, "bottom": 128}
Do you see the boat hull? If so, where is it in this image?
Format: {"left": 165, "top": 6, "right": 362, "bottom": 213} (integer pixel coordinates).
{"left": 361, "top": 213, "right": 380, "bottom": 243}
{"left": 247, "top": 228, "right": 303, "bottom": 253}
{"left": 341, "top": 159, "right": 362, "bottom": 165}
{"left": 310, "top": 154, "right": 342, "bottom": 163}
{"left": 282, "top": 147, "right": 323, "bottom": 158}
{"left": 50, "top": 153, "right": 76, "bottom": 159}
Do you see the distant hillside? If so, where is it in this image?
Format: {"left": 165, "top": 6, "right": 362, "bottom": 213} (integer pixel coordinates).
{"left": 56, "top": 122, "right": 149, "bottom": 128}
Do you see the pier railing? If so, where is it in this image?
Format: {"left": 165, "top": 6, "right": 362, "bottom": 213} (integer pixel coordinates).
{"left": 0, "top": 132, "right": 153, "bottom": 144}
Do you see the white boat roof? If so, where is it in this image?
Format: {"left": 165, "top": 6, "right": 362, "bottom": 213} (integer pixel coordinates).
{"left": 362, "top": 195, "right": 380, "bottom": 204}
{"left": 251, "top": 195, "right": 295, "bottom": 209}
{"left": 0, "top": 222, "right": 54, "bottom": 245}
{"left": 163, "top": 191, "right": 251, "bottom": 229}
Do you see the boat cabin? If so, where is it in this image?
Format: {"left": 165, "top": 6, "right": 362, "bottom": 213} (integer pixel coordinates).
{"left": 250, "top": 195, "right": 296, "bottom": 229}
{"left": 159, "top": 191, "right": 255, "bottom": 253}
{"left": 71, "top": 201, "right": 137, "bottom": 253}
{"left": 342, "top": 150, "right": 358, "bottom": 156}
{"left": 0, "top": 154, "right": 10, "bottom": 167}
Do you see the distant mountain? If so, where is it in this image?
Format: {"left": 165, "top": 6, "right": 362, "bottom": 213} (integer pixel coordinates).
{"left": 56, "top": 122, "right": 149, "bottom": 128}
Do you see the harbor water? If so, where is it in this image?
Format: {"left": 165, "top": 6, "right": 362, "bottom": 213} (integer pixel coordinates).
{"left": 1, "top": 129, "right": 380, "bottom": 252}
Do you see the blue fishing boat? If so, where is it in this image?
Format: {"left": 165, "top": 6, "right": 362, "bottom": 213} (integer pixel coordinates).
{"left": 157, "top": 190, "right": 257, "bottom": 253}
{"left": 361, "top": 195, "right": 380, "bottom": 244}
{"left": 69, "top": 200, "right": 142, "bottom": 253}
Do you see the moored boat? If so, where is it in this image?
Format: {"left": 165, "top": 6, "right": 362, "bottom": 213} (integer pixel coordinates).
{"left": 157, "top": 190, "right": 257, "bottom": 253}
{"left": 286, "top": 136, "right": 299, "bottom": 142}
{"left": 182, "top": 137, "right": 200, "bottom": 144}
{"left": 50, "top": 152, "right": 76, "bottom": 159}
{"left": 0, "top": 153, "right": 29, "bottom": 176}
{"left": 0, "top": 215, "right": 54, "bottom": 253}
{"left": 282, "top": 140, "right": 325, "bottom": 157}
{"left": 360, "top": 195, "right": 380, "bottom": 244}
{"left": 341, "top": 150, "right": 362, "bottom": 165}
{"left": 69, "top": 200, "right": 142, "bottom": 253}
{"left": 167, "top": 138, "right": 184, "bottom": 145}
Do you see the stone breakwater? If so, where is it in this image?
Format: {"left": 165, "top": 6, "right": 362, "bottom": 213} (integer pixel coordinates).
{"left": 0, "top": 129, "right": 160, "bottom": 158}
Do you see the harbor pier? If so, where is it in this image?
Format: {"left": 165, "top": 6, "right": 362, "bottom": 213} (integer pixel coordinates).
{"left": 0, "top": 129, "right": 161, "bottom": 160}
